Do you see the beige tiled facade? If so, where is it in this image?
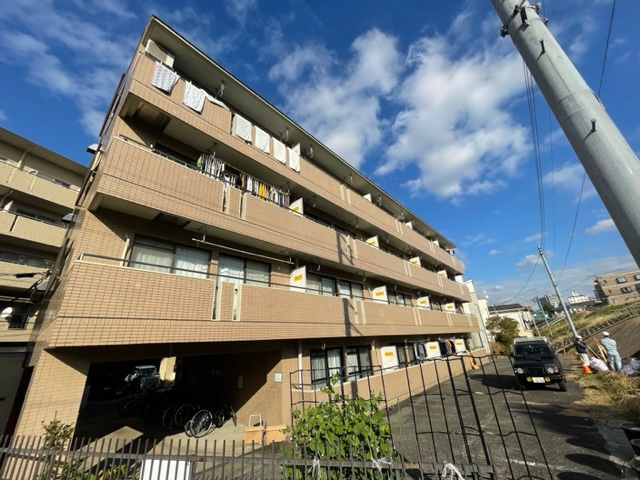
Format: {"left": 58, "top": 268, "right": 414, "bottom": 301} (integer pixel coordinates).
{"left": 594, "top": 269, "right": 640, "bottom": 304}
{"left": 0, "top": 128, "right": 85, "bottom": 435}
{"left": 16, "top": 17, "right": 482, "bottom": 436}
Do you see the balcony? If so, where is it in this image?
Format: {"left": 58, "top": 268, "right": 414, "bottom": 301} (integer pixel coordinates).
{"left": 98, "top": 138, "right": 470, "bottom": 301}
{"left": 123, "top": 54, "right": 462, "bottom": 275}
{"left": 45, "top": 259, "right": 479, "bottom": 347}
{"left": 0, "top": 162, "right": 79, "bottom": 209}
{"left": 0, "top": 211, "right": 66, "bottom": 248}
{"left": 0, "top": 261, "right": 50, "bottom": 291}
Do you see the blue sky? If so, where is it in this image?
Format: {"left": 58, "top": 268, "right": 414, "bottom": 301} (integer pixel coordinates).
{"left": 1, "top": 0, "right": 638, "bottom": 306}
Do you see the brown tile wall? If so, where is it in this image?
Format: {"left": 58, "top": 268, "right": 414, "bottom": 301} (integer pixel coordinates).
{"left": 15, "top": 350, "right": 90, "bottom": 435}
{"left": 96, "top": 139, "right": 468, "bottom": 302}
{"left": 126, "top": 53, "right": 462, "bottom": 275}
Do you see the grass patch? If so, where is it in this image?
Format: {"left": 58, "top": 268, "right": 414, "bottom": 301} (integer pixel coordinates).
{"left": 574, "top": 371, "right": 640, "bottom": 421}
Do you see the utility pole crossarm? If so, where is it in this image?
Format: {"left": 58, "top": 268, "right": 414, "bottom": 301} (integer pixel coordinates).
{"left": 490, "top": 0, "right": 640, "bottom": 268}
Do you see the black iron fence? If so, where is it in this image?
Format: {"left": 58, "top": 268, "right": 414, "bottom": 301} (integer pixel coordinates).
{"left": 1, "top": 355, "right": 553, "bottom": 479}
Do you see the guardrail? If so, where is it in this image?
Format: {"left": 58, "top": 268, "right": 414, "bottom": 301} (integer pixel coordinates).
{"left": 553, "top": 307, "right": 640, "bottom": 353}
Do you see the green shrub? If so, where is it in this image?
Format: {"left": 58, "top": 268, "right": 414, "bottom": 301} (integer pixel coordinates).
{"left": 283, "top": 379, "right": 398, "bottom": 480}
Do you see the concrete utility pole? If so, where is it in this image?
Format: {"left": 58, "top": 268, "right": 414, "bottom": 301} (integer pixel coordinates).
{"left": 490, "top": 0, "right": 640, "bottom": 268}
{"left": 538, "top": 245, "right": 578, "bottom": 338}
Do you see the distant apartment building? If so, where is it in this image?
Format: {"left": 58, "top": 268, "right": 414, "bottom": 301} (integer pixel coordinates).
{"left": 0, "top": 128, "right": 85, "bottom": 434}
{"left": 15, "top": 17, "right": 480, "bottom": 435}
{"left": 489, "top": 304, "right": 534, "bottom": 337}
{"left": 543, "top": 294, "right": 560, "bottom": 309}
{"left": 594, "top": 270, "right": 640, "bottom": 304}
{"left": 566, "top": 291, "right": 589, "bottom": 305}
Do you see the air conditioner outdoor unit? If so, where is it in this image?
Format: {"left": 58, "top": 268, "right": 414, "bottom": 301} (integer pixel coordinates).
{"left": 145, "top": 39, "right": 175, "bottom": 68}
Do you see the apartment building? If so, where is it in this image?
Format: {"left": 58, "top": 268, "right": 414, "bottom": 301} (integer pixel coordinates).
{"left": 16, "top": 17, "right": 479, "bottom": 435}
{"left": 0, "top": 128, "right": 85, "bottom": 434}
{"left": 594, "top": 269, "right": 640, "bottom": 304}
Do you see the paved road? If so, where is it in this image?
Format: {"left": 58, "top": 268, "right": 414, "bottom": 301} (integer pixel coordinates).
{"left": 386, "top": 355, "right": 636, "bottom": 479}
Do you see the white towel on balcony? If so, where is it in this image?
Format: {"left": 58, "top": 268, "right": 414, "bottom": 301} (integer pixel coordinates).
{"left": 288, "top": 147, "right": 300, "bottom": 172}
{"left": 151, "top": 61, "right": 178, "bottom": 93}
{"left": 234, "top": 114, "right": 252, "bottom": 143}
{"left": 255, "top": 126, "right": 270, "bottom": 154}
{"left": 183, "top": 81, "right": 205, "bottom": 113}
{"left": 273, "top": 138, "right": 286, "bottom": 163}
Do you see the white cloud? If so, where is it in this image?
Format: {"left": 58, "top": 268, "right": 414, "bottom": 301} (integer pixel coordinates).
{"left": 378, "top": 25, "right": 530, "bottom": 202}
{"left": 524, "top": 232, "right": 546, "bottom": 242}
{"left": 542, "top": 162, "right": 597, "bottom": 203}
{"left": 586, "top": 218, "right": 616, "bottom": 235}
{"left": 225, "top": 0, "right": 257, "bottom": 25}
{"left": 0, "top": 0, "right": 136, "bottom": 135}
{"left": 269, "top": 29, "right": 402, "bottom": 169}
{"left": 516, "top": 254, "right": 540, "bottom": 268}
{"left": 0, "top": 110, "right": 7, "bottom": 121}
{"left": 71, "top": 0, "right": 135, "bottom": 20}
{"left": 488, "top": 249, "right": 501, "bottom": 256}
{"left": 459, "top": 233, "right": 495, "bottom": 247}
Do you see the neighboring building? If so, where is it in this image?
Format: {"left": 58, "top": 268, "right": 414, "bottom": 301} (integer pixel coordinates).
{"left": 594, "top": 270, "right": 640, "bottom": 305}
{"left": 15, "top": 17, "right": 479, "bottom": 435}
{"left": 488, "top": 304, "right": 534, "bottom": 337}
{"left": 0, "top": 128, "right": 85, "bottom": 434}
{"left": 567, "top": 291, "right": 589, "bottom": 305}
{"left": 543, "top": 294, "right": 560, "bottom": 309}
{"left": 463, "top": 279, "right": 490, "bottom": 350}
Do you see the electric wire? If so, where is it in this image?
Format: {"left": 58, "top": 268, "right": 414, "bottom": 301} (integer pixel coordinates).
{"left": 558, "top": 0, "right": 617, "bottom": 280}
{"left": 523, "top": 62, "right": 546, "bottom": 252}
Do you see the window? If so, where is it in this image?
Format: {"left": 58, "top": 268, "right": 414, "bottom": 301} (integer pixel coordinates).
{"left": 15, "top": 209, "right": 59, "bottom": 226}
{"left": 130, "top": 237, "right": 209, "bottom": 278}
{"left": 305, "top": 212, "right": 331, "bottom": 227}
{"left": 616, "top": 277, "right": 628, "bottom": 284}
{"left": 395, "top": 344, "right": 408, "bottom": 368}
{"left": 0, "top": 251, "right": 53, "bottom": 268}
{"left": 307, "top": 273, "right": 336, "bottom": 296}
{"left": 310, "top": 348, "right": 342, "bottom": 386}
{"left": 634, "top": 274, "right": 640, "bottom": 281}
{"left": 217, "top": 254, "right": 270, "bottom": 286}
{"left": 338, "top": 280, "right": 364, "bottom": 299}
{"left": 346, "top": 346, "right": 373, "bottom": 381}
{"left": 389, "top": 291, "right": 411, "bottom": 306}
{"left": 335, "top": 225, "right": 356, "bottom": 238}
{"left": 7, "top": 314, "right": 28, "bottom": 330}
{"left": 621, "top": 287, "right": 632, "bottom": 293}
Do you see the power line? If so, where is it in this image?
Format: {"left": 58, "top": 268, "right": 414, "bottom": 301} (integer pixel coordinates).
{"left": 558, "top": 0, "right": 616, "bottom": 281}
{"left": 598, "top": 0, "right": 618, "bottom": 98}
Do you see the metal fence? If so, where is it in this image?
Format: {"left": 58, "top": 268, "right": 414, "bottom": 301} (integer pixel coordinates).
{"left": 1, "top": 355, "right": 552, "bottom": 479}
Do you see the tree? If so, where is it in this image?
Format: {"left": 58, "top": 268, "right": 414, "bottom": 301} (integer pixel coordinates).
{"left": 486, "top": 315, "right": 520, "bottom": 354}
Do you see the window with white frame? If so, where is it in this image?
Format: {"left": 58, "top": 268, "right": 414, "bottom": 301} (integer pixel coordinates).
{"left": 616, "top": 277, "right": 628, "bottom": 284}
{"left": 338, "top": 279, "right": 364, "bottom": 299}
{"left": 346, "top": 346, "right": 373, "bottom": 381}
{"left": 130, "top": 237, "right": 209, "bottom": 278}
{"left": 621, "top": 286, "right": 632, "bottom": 293}
{"left": 310, "top": 348, "right": 342, "bottom": 386}
{"left": 307, "top": 273, "right": 336, "bottom": 296}
{"left": 217, "top": 254, "right": 270, "bottom": 286}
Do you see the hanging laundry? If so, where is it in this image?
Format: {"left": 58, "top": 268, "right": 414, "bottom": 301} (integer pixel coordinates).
{"left": 234, "top": 114, "right": 252, "bottom": 143}
{"left": 183, "top": 81, "right": 205, "bottom": 113}
{"left": 204, "top": 93, "right": 230, "bottom": 111}
{"left": 273, "top": 138, "right": 286, "bottom": 164}
{"left": 151, "top": 61, "right": 178, "bottom": 93}
{"left": 255, "top": 126, "right": 270, "bottom": 154}
{"left": 287, "top": 147, "right": 300, "bottom": 172}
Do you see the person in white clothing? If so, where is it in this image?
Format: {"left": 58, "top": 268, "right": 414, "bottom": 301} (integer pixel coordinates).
{"left": 600, "top": 332, "right": 622, "bottom": 371}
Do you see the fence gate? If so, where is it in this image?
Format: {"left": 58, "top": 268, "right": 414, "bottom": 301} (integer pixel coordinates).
{"left": 290, "top": 353, "right": 553, "bottom": 479}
